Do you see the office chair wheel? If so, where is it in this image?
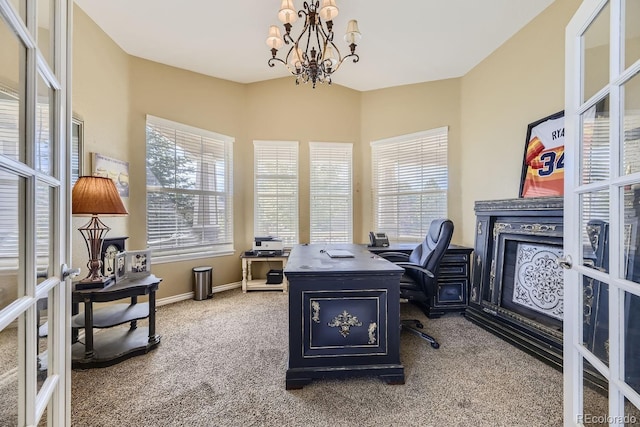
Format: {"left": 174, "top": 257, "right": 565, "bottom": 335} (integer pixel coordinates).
{"left": 431, "top": 342, "right": 440, "bottom": 349}
{"left": 415, "top": 322, "right": 424, "bottom": 329}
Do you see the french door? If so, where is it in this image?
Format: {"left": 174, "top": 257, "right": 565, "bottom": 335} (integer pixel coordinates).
{"left": 564, "top": 0, "right": 640, "bottom": 425}
{"left": 0, "top": 0, "right": 71, "bottom": 426}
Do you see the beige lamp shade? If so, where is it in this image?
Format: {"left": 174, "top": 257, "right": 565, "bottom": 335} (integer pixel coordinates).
{"left": 323, "top": 44, "right": 338, "bottom": 68}
{"left": 266, "top": 25, "right": 284, "bottom": 49}
{"left": 72, "top": 176, "right": 128, "bottom": 215}
{"left": 344, "top": 19, "right": 361, "bottom": 44}
{"left": 278, "top": 0, "right": 298, "bottom": 24}
{"left": 289, "top": 46, "right": 304, "bottom": 68}
{"left": 319, "top": 0, "right": 339, "bottom": 21}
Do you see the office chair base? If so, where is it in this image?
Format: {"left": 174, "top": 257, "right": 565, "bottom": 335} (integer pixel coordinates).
{"left": 402, "top": 319, "right": 440, "bottom": 349}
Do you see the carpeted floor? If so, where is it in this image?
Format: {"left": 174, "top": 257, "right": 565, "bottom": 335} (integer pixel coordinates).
{"left": 70, "top": 288, "right": 606, "bottom": 427}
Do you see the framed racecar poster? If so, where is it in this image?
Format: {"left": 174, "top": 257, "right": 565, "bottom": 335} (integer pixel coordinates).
{"left": 519, "top": 111, "right": 565, "bottom": 198}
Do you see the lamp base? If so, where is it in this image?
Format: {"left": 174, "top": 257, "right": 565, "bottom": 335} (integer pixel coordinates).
{"left": 75, "top": 276, "right": 114, "bottom": 290}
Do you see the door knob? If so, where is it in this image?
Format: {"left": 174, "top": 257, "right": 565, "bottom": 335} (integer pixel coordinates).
{"left": 557, "top": 255, "right": 572, "bottom": 269}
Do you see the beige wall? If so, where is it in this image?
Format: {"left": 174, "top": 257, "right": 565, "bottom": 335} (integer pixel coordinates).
{"left": 359, "top": 79, "right": 463, "bottom": 244}
{"left": 128, "top": 58, "right": 247, "bottom": 299}
{"left": 458, "top": 0, "right": 581, "bottom": 246}
{"left": 72, "top": 6, "right": 130, "bottom": 279}
{"left": 245, "top": 78, "right": 361, "bottom": 245}
{"left": 71, "top": 0, "right": 582, "bottom": 299}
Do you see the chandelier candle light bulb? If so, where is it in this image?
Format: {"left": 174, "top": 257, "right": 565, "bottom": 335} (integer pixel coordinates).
{"left": 267, "top": 0, "right": 360, "bottom": 88}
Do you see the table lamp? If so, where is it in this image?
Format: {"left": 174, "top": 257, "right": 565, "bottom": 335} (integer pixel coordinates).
{"left": 72, "top": 176, "right": 128, "bottom": 289}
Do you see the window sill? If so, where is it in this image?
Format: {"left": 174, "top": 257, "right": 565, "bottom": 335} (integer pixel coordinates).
{"left": 151, "top": 249, "right": 235, "bottom": 265}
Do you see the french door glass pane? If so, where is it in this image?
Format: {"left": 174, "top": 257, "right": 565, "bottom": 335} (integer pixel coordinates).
{"left": 0, "top": 170, "right": 24, "bottom": 311}
{"left": 37, "top": 0, "right": 54, "bottom": 68}
{"left": 581, "top": 191, "right": 610, "bottom": 273}
{"left": 625, "top": 398, "right": 640, "bottom": 425}
{"left": 581, "top": 96, "right": 610, "bottom": 184}
{"left": 36, "top": 181, "right": 51, "bottom": 278}
{"left": 582, "top": 363, "right": 609, "bottom": 425}
{"left": 624, "top": 0, "right": 640, "bottom": 70}
{"left": 623, "top": 185, "right": 640, "bottom": 283}
{"left": 583, "top": 1, "right": 610, "bottom": 103}
{"left": 623, "top": 290, "right": 640, "bottom": 394}
{"left": 622, "top": 71, "right": 640, "bottom": 176}
{"left": 35, "top": 74, "right": 53, "bottom": 176}
{"left": 7, "top": 0, "right": 24, "bottom": 21}
{"left": 0, "top": 19, "right": 26, "bottom": 163}
{"left": 582, "top": 2, "right": 611, "bottom": 102}
{"left": 35, "top": 290, "right": 51, "bottom": 394}
{"left": 0, "top": 326, "right": 18, "bottom": 426}
{"left": 583, "top": 279, "right": 609, "bottom": 366}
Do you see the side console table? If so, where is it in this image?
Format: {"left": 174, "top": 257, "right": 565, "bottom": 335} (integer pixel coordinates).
{"left": 368, "top": 244, "right": 473, "bottom": 317}
{"left": 240, "top": 252, "right": 289, "bottom": 293}
{"left": 71, "top": 274, "right": 162, "bottom": 369}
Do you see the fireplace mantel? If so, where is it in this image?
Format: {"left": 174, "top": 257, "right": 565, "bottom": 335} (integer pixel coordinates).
{"left": 466, "top": 197, "right": 611, "bottom": 390}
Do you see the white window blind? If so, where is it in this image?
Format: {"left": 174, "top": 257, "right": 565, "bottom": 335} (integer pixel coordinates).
{"left": 309, "top": 142, "right": 352, "bottom": 243}
{"left": 254, "top": 140, "right": 299, "bottom": 246}
{"left": 146, "top": 115, "right": 234, "bottom": 259}
{"left": 0, "top": 85, "right": 50, "bottom": 264}
{"left": 371, "top": 127, "right": 448, "bottom": 243}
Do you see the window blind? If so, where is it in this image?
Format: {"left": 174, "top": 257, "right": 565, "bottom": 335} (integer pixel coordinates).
{"left": 309, "top": 142, "right": 352, "bottom": 243}
{"left": 0, "top": 86, "right": 50, "bottom": 263}
{"left": 371, "top": 127, "right": 448, "bottom": 243}
{"left": 146, "top": 115, "right": 234, "bottom": 258}
{"left": 254, "top": 140, "right": 299, "bottom": 246}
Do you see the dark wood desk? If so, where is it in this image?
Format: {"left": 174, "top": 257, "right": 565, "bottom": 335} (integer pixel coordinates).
{"left": 368, "top": 244, "right": 473, "bottom": 317}
{"left": 284, "top": 244, "right": 405, "bottom": 389}
{"left": 71, "top": 274, "right": 161, "bottom": 369}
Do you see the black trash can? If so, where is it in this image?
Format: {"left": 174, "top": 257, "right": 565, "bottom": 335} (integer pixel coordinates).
{"left": 193, "top": 266, "right": 213, "bottom": 300}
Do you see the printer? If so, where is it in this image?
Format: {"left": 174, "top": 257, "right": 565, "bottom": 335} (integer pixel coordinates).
{"left": 253, "top": 236, "right": 284, "bottom": 255}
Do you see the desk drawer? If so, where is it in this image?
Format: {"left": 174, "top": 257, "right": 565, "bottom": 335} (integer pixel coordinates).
{"left": 439, "top": 263, "right": 468, "bottom": 277}
{"left": 437, "top": 279, "right": 467, "bottom": 304}
{"left": 442, "top": 252, "right": 469, "bottom": 264}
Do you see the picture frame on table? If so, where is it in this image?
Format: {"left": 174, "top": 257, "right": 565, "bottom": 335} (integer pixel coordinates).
{"left": 125, "top": 249, "right": 151, "bottom": 278}
{"left": 101, "top": 236, "right": 128, "bottom": 277}
{"left": 114, "top": 252, "right": 127, "bottom": 283}
{"left": 518, "top": 110, "right": 565, "bottom": 198}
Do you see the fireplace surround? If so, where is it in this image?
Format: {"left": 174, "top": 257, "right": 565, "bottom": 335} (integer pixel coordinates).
{"left": 466, "top": 197, "right": 568, "bottom": 369}
{"left": 466, "top": 197, "right": 640, "bottom": 393}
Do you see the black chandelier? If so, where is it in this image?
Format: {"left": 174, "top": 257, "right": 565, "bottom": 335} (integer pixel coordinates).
{"left": 266, "top": 0, "right": 361, "bottom": 88}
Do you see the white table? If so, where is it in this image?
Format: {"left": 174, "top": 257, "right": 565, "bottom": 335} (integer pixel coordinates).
{"left": 240, "top": 252, "right": 289, "bottom": 293}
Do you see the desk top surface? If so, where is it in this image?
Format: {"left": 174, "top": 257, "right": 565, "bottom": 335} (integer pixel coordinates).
{"left": 284, "top": 244, "right": 404, "bottom": 275}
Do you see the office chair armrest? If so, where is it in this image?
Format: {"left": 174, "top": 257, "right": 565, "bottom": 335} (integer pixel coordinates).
{"left": 376, "top": 251, "right": 410, "bottom": 261}
{"left": 395, "top": 262, "right": 435, "bottom": 278}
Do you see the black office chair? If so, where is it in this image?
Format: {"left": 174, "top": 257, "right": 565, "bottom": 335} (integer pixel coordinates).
{"left": 378, "top": 219, "right": 454, "bottom": 349}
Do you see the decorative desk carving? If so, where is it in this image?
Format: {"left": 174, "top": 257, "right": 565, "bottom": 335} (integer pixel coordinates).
{"left": 328, "top": 310, "right": 362, "bottom": 337}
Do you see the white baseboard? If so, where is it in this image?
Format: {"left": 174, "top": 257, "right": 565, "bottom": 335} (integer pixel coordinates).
{"left": 156, "top": 281, "right": 241, "bottom": 307}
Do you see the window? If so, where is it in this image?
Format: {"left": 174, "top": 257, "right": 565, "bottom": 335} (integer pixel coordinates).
{"left": 309, "top": 142, "right": 353, "bottom": 243}
{"left": 371, "top": 127, "right": 448, "bottom": 243}
{"left": 254, "top": 141, "right": 298, "bottom": 246}
{"left": 0, "top": 83, "right": 50, "bottom": 267}
{"left": 146, "top": 115, "right": 234, "bottom": 260}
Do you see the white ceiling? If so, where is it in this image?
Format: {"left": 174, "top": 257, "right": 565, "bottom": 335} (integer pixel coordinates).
{"left": 74, "top": 0, "right": 555, "bottom": 92}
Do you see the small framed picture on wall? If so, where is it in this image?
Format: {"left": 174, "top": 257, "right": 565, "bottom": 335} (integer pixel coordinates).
{"left": 125, "top": 249, "right": 151, "bottom": 278}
